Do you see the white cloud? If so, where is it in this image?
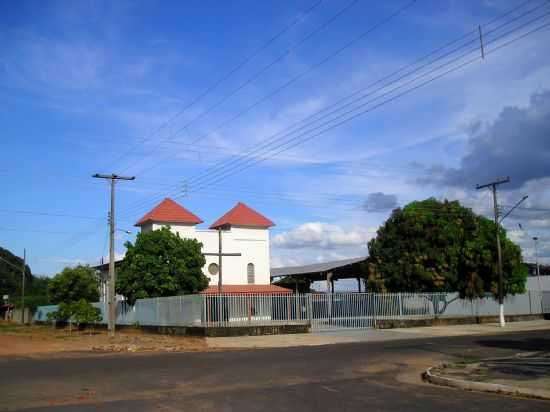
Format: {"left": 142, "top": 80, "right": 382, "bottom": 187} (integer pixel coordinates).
{"left": 272, "top": 222, "right": 371, "bottom": 249}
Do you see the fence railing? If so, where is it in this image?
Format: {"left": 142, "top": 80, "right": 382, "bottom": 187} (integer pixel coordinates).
{"left": 33, "top": 291, "right": 550, "bottom": 330}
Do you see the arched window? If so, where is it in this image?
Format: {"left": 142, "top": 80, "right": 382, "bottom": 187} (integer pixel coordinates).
{"left": 247, "top": 263, "right": 255, "bottom": 284}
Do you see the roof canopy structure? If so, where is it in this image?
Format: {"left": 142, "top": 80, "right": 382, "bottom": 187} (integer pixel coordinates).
{"left": 271, "top": 257, "right": 366, "bottom": 283}
{"left": 135, "top": 198, "right": 203, "bottom": 226}
{"left": 210, "top": 202, "right": 275, "bottom": 230}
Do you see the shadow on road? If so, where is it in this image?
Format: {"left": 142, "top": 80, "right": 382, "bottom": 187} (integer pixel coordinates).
{"left": 475, "top": 338, "right": 550, "bottom": 352}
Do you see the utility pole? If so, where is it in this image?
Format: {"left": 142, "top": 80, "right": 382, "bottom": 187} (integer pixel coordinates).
{"left": 533, "top": 236, "right": 542, "bottom": 294}
{"left": 93, "top": 173, "right": 135, "bottom": 337}
{"left": 476, "top": 177, "right": 510, "bottom": 327}
{"left": 21, "top": 249, "right": 26, "bottom": 324}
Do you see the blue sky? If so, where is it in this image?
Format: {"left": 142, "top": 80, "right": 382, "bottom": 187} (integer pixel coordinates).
{"left": 1, "top": 0, "right": 550, "bottom": 280}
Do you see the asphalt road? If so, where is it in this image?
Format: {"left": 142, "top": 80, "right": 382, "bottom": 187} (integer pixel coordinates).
{"left": 1, "top": 330, "right": 550, "bottom": 411}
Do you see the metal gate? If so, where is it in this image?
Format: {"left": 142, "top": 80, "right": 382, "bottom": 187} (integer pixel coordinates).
{"left": 310, "top": 293, "right": 376, "bottom": 330}
{"left": 309, "top": 293, "right": 433, "bottom": 331}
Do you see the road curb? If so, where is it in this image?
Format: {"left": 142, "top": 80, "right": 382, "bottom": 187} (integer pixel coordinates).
{"left": 423, "top": 363, "right": 550, "bottom": 400}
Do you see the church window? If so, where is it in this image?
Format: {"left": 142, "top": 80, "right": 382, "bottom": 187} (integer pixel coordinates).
{"left": 247, "top": 263, "right": 255, "bottom": 284}
{"left": 208, "top": 263, "right": 219, "bottom": 275}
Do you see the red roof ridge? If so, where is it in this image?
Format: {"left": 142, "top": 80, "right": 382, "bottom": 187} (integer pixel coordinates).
{"left": 135, "top": 198, "right": 203, "bottom": 226}
{"left": 210, "top": 202, "right": 274, "bottom": 229}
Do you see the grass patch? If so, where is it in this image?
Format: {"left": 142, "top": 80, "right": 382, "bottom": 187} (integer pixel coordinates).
{"left": 0, "top": 323, "right": 21, "bottom": 333}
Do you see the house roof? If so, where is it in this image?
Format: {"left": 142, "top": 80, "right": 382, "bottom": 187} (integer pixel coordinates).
{"left": 200, "top": 284, "right": 292, "bottom": 295}
{"left": 210, "top": 202, "right": 275, "bottom": 229}
{"left": 135, "top": 198, "right": 203, "bottom": 226}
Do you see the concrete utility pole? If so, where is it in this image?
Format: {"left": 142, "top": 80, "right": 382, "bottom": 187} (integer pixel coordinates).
{"left": 21, "top": 249, "right": 26, "bottom": 324}
{"left": 93, "top": 173, "right": 135, "bottom": 337}
{"left": 476, "top": 177, "right": 510, "bottom": 327}
{"left": 533, "top": 236, "right": 542, "bottom": 293}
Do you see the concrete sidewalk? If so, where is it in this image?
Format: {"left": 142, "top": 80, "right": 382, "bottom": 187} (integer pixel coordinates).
{"left": 206, "top": 320, "right": 550, "bottom": 349}
{"left": 425, "top": 351, "right": 550, "bottom": 400}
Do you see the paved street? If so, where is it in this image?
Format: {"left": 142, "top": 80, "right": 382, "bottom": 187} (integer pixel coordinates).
{"left": 1, "top": 329, "right": 550, "bottom": 411}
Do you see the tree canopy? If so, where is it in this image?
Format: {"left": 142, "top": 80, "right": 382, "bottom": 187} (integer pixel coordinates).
{"left": 117, "top": 226, "right": 208, "bottom": 304}
{"left": 1, "top": 246, "right": 50, "bottom": 309}
{"left": 48, "top": 265, "right": 99, "bottom": 304}
{"left": 366, "top": 198, "right": 527, "bottom": 299}
{"left": 0, "top": 246, "right": 32, "bottom": 300}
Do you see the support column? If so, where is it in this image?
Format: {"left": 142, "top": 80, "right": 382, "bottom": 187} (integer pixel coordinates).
{"left": 326, "top": 272, "right": 333, "bottom": 293}
{"left": 326, "top": 272, "right": 333, "bottom": 324}
{"left": 357, "top": 277, "right": 362, "bottom": 293}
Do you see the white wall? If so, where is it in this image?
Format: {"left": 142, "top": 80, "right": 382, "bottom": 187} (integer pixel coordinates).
{"left": 147, "top": 223, "right": 270, "bottom": 286}
{"left": 526, "top": 275, "right": 550, "bottom": 291}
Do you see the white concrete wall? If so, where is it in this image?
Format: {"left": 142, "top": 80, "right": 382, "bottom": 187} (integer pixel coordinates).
{"left": 526, "top": 275, "right": 550, "bottom": 291}
{"left": 147, "top": 223, "right": 270, "bottom": 286}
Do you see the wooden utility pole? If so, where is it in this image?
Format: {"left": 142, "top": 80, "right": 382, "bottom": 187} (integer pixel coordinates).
{"left": 476, "top": 177, "right": 510, "bottom": 327}
{"left": 21, "top": 249, "right": 26, "bottom": 324}
{"left": 93, "top": 173, "right": 135, "bottom": 337}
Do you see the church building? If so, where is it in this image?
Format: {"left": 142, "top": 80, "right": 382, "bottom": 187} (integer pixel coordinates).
{"left": 134, "top": 198, "right": 288, "bottom": 294}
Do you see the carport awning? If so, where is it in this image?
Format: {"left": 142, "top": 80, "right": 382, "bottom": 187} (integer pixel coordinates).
{"left": 270, "top": 257, "right": 366, "bottom": 282}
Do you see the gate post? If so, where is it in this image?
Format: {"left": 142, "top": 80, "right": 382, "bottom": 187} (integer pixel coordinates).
{"left": 398, "top": 293, "right": 403, "bottom": 318}
{"left": 307, "top": 294, "right": 313, "bottom": 328}
{"left": 295, "top": 293, "right": 300, "bottom": 322}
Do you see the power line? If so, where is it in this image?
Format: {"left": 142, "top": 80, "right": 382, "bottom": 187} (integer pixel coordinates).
{"left": 129, "top": 0, "right": 417, "bottom": 177}
{"left": 172, "top": 1, "right": 542, "bottom": 188}
{"left": 100, "top": 0, "right": 324, "bottom": 173}
{"left": 0, "top": 227, "right": 96, "bottom": 235}
{"left": 0, "top": 255, "right": 22, "bottom": 271}
{"left": 186, "top": 5, "right": 550, "bottom": 192}
{"left": 0, "top": 209, "right": 104, "bottom": 221}
{"left": 113, "top": 0, "right": 355, "bottom": 175}
{"left": 118, "top": 0, "right": 546, "bottom": 218}
{"left": 118, "top": 2, "right": 550, "bottom": 220}
{"left": 184, "top": 13, "right": 550, "bottom": 200}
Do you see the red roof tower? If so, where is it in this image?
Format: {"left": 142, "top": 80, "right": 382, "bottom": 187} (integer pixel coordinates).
{"left": 210, "top": 202, "right": 274, "bottom": 229}
{"left": 135, "top": 198, "right": 203, "bottom": 226}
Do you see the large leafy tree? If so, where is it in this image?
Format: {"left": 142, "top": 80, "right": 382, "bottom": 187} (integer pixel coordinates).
{"left": 117, "top": 227, "right": 208, "bottom": 304}
{"left": 0, "top": 246, "right": 32, "bottom": 299}
{"left": 366, "top": 198, "right": 527, "bottom": 311}
{"left": 48, "top": 265, "right": 99, "bottom": 304}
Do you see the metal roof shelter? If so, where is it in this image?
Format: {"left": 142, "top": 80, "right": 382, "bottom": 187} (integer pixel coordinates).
{"left": 270, "top": 257, "right": 367, "bottom": 293}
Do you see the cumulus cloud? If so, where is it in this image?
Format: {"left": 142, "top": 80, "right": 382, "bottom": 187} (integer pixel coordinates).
{"left": 421, "top": 90, "right": 550, "bottom": 190}
{"left": 363, "top": 192, "right": 398, "bottom": 212}
{"left": 271, "top": 222, "right": 370, "bottom": 250}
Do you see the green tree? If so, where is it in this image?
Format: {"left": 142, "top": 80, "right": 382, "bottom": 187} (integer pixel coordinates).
{"left": 48, "top": 265, "right": 99, "bottom": 304}
{"left": 366, "top": 198, "right": 527, "bottom": 313}
{"left": 0, "top": 246, "right": 32, "bottom": 300}
{"left": 17, "top": 276, "right": 51, "bottom": 310}
{"left": 71, "top": 299, "right": 102, "bottom": 326}
{"left": 117, "top": 226, "right": 208, "bottom": 304}
{"left": 47, "top": 299, "right": 102, "bottom": 334}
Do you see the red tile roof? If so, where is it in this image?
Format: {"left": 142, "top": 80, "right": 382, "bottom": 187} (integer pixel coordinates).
{"left": 210, "top": 202, "right": 275, "bottom": 229}
{"left": 135, "top": 198, "right": 203, "bottom": 226}
{"left": 201, "top": 284, "right": 292, "bottom": 295}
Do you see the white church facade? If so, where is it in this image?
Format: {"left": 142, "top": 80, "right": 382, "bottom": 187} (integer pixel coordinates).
{"left": 134, "top": 198, "right": 286, "bottom": 293}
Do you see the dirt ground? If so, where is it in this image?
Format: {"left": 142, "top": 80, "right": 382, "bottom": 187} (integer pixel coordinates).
{"left": 0, "top": 321, "right": 208, "bottom": 357}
